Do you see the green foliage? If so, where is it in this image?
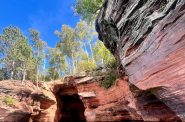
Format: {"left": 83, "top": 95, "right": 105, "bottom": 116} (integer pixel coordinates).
{"left": 56, "top": 25, "right": 80, "bottom": 58}
{"left": 16, "top": 37, "right": 36, "bottom": 80}
{"left": 74, "top": 0, "right": 104, "bottom": 22}
{"left": 48, "top": 47, "right": 67, "bottom": 79}
{"left": 0, "top": 26, "right": 48, "bottom": 83}
{"left": 48, "top": 67, "right": 59, "bottom": 80}
{"left": 29, "top": 29, "right": 47, "bottom": 85}
{"left": 0, "top": 20, "right": 116, "bottom": 84}
{"left": 93, "top": 40, "right": 116, "bottom": 68}
{"left": 43, "top": 75, "right": 51, "bottom": 82}
{"left": 102, "top": 70, "right": 117, "bottom": 89}
{"left": 26, "top": 68, "right": 37, "bottom": 81}
{"left": 54, "top": 21, "right": 116, "bottom": 76}
{"left": 0, "top": 70, "right": 4, "bottom": 81}
{"left": 55, "top": 25, "right": 83, "bottom": 74}
{"left": 29, "top": 29, "right": 46, "bottom": 65}
{"left": 75, "top": 21, "right": 97, "bottom": 60}
{"left": 105, "top": 57, "right": 117, "bottom": 69}
{"left": 0, "top": 26, "right": 37, "bottom": 81}
{"left": 0, "top": 68, "right": 7, "bottom": 81}
{"left": 0, "top": 26, "right": 23, "bottom": 67}
{"left": 75, "top": 21, "right": 88, "bottom": 41}
{"left": 3, "top": 96, "right": 14, "bottom": 106}
{"left": 76, "top": 59, "right": 96, "bottom": 72}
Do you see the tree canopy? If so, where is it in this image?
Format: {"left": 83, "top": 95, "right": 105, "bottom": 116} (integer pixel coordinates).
{"left": 0, "top": 0, "right": 115, "bottom": 86}
{"left": 74, "top": 0, "right": 104, "bottom": 23}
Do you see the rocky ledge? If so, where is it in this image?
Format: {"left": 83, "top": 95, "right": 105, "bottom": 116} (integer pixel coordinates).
{"left": 0, "top": 80, "right": 57, "bottom": 122}
{"left": 96, "top": 0, "right": 185, "bottom": 121}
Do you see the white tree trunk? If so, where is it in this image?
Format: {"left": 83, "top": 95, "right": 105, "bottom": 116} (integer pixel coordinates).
{"left": 89, "top": 43, "right": 95, "bottom": 61}
{"left": 10, "top": 71, "right": 14, "bottom": 80}
{"left": 71, "top": 54, "right": 76, "bottom": 74}
{"left": 84, "top": 44, "right": 89, "bottom": 61}
{"left": 101, "top": 58, "right": 105, "bottom": 67}
{"left": 10, "top": 61, "right": 15, "bottom": 80}
{"left": 22, "top": 70, "right": 26, "bottom": 83}
{"left": 58, "top": 67, "right": 61, "bottom": 78}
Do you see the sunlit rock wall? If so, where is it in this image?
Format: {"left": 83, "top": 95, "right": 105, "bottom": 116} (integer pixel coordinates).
{"left": 96, "top": 0, "right": 185, "bottom": 120}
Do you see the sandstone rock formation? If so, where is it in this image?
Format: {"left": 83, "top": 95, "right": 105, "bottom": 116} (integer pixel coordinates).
{"left": 96, "top": 0, "right": 185, "bottom": 121}
{"left": 0, "top": 80, "right": 57, "bottom": 122}
{"left": 51, "top": 75, "right": 142, "bottom": 122}
{"left": 0, "top": 75, "right": 182, "bottom": 122}
{"left": 50, "top": 74, "right": 181, "bottom": 122}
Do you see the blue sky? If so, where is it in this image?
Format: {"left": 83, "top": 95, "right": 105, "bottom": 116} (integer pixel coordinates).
{"left": 0, "top": 0, "right": 80, "bottom": 47}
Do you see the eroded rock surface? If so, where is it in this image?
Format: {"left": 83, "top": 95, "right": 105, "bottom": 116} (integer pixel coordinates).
{"left": 51, "top": 76, "right": 142, "bottom": 121}
{"left": 50, "top": 75, "right": 181, "bottom": 121}
{"left": 96, "top": 0, "right": 185, "bottom": 121}
{"left": 0, "top": 80, "right": 57, "bottom": 122}
{"left": 0, "top": 75, "right": 181, "bottom": 122}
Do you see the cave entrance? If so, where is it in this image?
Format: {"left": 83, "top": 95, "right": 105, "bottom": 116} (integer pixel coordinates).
{"left": 57, "top": 86, "right": 86, "bottom": 122}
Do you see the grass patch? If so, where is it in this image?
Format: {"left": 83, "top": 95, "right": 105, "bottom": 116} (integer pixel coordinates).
{"left": 3, "top": 96, "right": 14, "bottom": 106}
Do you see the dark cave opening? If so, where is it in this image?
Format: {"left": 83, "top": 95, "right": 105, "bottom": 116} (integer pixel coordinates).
{"left": 59, "top": 94, "right": 86, "bottom": 122}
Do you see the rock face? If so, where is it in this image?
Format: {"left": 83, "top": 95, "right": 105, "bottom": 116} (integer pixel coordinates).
{"left": 0, "top": 80, "right": 57, "bottom": 122}
{"left": 76, "top": 77, "right": 141, "bottom": 121}
{"left": 0, "top": 75, "right": 182, "bottom": 122}
{"left": 51, "top": 75, "right": 181, "bottom": 121}
{"left": 51, "top": 76, "right": 142, "bottom": 121}
{"left": 96, "top": 0, "right": 185, "bottom": 121}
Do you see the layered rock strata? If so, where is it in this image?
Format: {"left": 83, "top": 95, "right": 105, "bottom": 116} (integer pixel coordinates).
{"left": 96, "top": 0, "right": 185, "bottom": 121}
{"left": 52, "top": 75, "right": 181, "bottom": 121}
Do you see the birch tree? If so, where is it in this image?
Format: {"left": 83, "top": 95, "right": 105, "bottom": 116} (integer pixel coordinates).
{"left": 93, "top": 40, "right": 115, "bottom": 68}
{"left": 29, "top": 29, "right": 46, "bottom": 87}
{"left": 55, "top": 25, "right": 81, "bottom": 74}
{"left": 75, "top": 21, "right": 97, "bottom": 62}
{"left": 48, "top": 47, "right": 67, "bottom": 80}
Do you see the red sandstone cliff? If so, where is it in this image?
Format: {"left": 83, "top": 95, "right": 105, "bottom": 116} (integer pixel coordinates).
{"left": 2, "top": 1, "right": 185, "bottom": 121}
{"left": 0, "top": 74, "right": 182, "bottom": 121}
{"left": 54, "top": 74, "right": 182, "bottom": 121}
{"left": 96, "top": 0, "right": 185, "bottom": 121}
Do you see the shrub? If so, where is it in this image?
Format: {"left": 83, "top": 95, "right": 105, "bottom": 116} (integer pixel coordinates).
{"left": 77, "top": 59, "right": 97, "bottom": 73}
{"left": 102, "top": 70, "right": 117, "bottom": 89}
{"left": 105, "top": 58, "right": 116, "bottom": 69}
{"left": 3, "top": 96, "right": 14, "bottom": 106}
